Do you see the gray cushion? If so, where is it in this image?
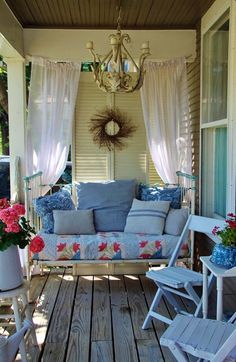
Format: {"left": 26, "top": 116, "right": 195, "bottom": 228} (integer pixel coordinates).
{"left": 77, "top": 180, "right": 136, "bottom": 232}
{"left": 164, "top": 208, "right": 189, "bottom": 236}
{"left": 53, "top": 210, "right": 95, "bottom": 235}
{"left": 124, "top": 199, "right": 170, "bottom": 234}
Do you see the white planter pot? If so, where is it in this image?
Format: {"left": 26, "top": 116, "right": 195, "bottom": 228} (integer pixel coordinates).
{"left": 0, "top": 245, "right": 23, "bottom": 291}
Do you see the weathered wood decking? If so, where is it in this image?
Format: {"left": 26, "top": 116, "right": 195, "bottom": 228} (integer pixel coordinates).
{"left": 29, "top": 271, "right": 185, "bottom": 361}
{"left": 1, "top": 269, "right": 236, "bottom": 362}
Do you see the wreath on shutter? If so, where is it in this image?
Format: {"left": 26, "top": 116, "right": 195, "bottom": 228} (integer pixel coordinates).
{"left": 89, "top": 107, "right": 137, "bottom": 151}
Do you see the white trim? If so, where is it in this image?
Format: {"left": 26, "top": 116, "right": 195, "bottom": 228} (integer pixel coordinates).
{"left": 227, "top": 0, "right": 236, "bottom": 212}
{"left": 201, "top": 119, "right": 228, "bottom": 129}
{"left": 200, "top": 0, "right": 236, "bottom": 217}
{"left": 6, "top": 59, "right": 26, "bottom": 202}
{"left": 34, "top": 258, "right": 191, "bottom": 266}
{"left": 201, "top": 0, "right": 230, "bottom": 35}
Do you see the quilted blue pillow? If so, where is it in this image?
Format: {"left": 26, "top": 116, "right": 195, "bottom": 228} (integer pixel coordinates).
{"left": 139, "top": 184, "right": 181, "bottom": 209}
{"left": 34, "top": 190, "right": 75, "bottom": 233}
{"left": 77, "top": 180, "right": 136, "bottom": 232}
{"left": 158, "top": 188, "right": 182, "bottom": 209}
{"left": 139, "top": 184, "right": 161, "bottom": 201}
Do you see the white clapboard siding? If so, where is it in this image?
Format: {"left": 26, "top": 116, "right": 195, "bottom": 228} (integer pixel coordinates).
{"left": 74, "top": 73, "right": 165, "bottom": 183}
{"left": 148, "top": 156, "right": 164, "bottom": 185}
{"left": 74, "top": 73, "right": 147, "bottom": 182}
{"left": 113, "top": 92, "right": 147, "bottom": 182}
{"left": 74, "top": 73, "right": 109, "bottom": 182}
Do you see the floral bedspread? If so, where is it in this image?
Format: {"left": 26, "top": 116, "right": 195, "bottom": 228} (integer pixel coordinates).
{"left": 31, "top": 231, "right": 189, "bottom": 261}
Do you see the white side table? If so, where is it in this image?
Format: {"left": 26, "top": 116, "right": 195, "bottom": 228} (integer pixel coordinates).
{"left": 0, "top": 281, "right": 37, "bottom": 362}
{"left": 200, "top": 256, "right": 236, "bottom": 321}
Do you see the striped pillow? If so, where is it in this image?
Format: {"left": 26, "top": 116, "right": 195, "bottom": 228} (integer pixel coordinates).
{"left": 124, "top": 199, "right": 170, "bottom": 235}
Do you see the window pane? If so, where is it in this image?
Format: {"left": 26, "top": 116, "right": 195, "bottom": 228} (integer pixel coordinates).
{"left": 202, "top": 11, "right": 229, "bottom": 123}
{"left": 214, "top": 127, "right": 227, "bottom": 217}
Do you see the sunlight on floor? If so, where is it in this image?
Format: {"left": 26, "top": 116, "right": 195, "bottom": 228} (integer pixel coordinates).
{"left": 124, "top": 275, "right": 139, "bottom": 280}
{"left": 104, "top": 275, "right": 120, "bottom": 280}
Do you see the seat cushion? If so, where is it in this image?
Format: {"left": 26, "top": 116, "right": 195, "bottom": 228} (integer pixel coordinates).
{"left": 31, "top": 231, "right": 189, "bottom": 261}
{"left": 76, "top": 180, "right": 136, "bottom": 232}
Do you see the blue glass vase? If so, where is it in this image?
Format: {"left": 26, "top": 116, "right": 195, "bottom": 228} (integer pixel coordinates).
{"left": 210, "top": 244, "right": 236, "bottom": 269}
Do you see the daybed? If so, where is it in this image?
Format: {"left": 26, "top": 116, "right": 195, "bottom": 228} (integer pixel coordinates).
{"left": 24, "top": 171, "right": 196, "bottom": 276}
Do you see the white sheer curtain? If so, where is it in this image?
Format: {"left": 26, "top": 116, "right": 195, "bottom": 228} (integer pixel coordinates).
{"left": 22, "top": 57, "right": 80, "bottom": 272}
{"left": 26, "top": 57, "right": 81, "bottom": 188}
{"left": 140, "top": 58, "right": 191, "bottom": 184}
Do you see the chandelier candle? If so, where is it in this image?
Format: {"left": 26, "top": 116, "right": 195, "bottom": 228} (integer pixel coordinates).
{"left": 86, "top": 8, "right": 150, "bottom": 93}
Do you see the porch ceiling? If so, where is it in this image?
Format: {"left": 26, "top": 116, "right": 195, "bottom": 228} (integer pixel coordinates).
{"left": 5, "top": 0, "right": 215, "bottom": 30}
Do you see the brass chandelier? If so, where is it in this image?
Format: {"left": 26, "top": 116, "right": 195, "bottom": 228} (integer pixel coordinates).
{"left": 86, "top": 8, "right": 150, "bottom": 93}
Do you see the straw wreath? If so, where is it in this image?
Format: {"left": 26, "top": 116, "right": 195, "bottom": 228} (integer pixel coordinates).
{"left": 89, "top": 107, "right": 137, "bottom": 151}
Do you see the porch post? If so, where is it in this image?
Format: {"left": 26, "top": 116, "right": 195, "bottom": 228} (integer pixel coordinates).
{"left": 6, "top": 58, "right": 26, "bottom": 202}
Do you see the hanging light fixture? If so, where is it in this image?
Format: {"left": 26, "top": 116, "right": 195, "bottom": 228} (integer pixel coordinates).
{"left": 86, "top": 7, "right": 150, "bottom": 93}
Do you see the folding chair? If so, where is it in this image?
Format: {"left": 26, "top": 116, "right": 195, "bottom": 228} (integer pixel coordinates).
{"left": 142, "top": 215, "right": 225, "bottom": 328}
{"left": 0, "top": 320, "right": 33, "bottom": 362}
{"left": 160, "top": 312, "right": 236, "bottom": 362}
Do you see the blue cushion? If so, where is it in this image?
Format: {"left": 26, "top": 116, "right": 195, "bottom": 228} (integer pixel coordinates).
{"left": 77, "top": 180, "right": 136, "bottom": 232}
{"left": 138, "top": 184, "right": 161, "bottom": 201}
{"left": 34, "top": 190, "right": 75, "bottom": 233}
{"left": 158, "top": 188, "right": 182, "bottom": 209}
{"left": 139, "top": 184, "right": 181, "bottom": 209}
{"left": 53, "top": 210, "right": 95, "bottom": 235}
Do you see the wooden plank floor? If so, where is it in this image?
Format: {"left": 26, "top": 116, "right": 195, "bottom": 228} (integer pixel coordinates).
{"left": 1, "top": 269, "right": 236, "bottom": 362}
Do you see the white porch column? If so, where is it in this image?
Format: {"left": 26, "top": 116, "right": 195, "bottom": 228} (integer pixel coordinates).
{"left": 6, "top": 58, "right": 26, "bottom": 202}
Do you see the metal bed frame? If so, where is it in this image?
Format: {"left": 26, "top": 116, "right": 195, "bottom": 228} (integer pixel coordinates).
{"left": 23, "top": 171, "right": 197, "bottom": 279}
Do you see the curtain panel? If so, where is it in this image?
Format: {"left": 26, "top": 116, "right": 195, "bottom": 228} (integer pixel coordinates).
{"left": 140, "top": 58, "right": 191, "bottom": 184}
{"left": 26, "top": 57, "right": 81, "bottom": 190}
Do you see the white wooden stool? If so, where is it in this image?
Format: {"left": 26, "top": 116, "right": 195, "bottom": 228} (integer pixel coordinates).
{"left": 0, "top": 282, "right": 37, "bottom": 362}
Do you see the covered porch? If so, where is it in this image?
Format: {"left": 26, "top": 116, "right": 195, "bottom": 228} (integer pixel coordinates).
{"left": 0, "top": 0, "right": 236, "bottom": 361}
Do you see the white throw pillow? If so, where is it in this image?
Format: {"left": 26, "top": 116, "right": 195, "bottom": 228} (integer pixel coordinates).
{"left": 164, "top": 208, "right": 189, "bottom": 236}
{"left": 124, "top": 199, "right": 170, "bottom": 235}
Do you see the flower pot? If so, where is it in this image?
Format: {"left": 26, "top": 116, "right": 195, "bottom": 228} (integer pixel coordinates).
{"left": 0, "top": 245, "right": 23, "bottom": 291}
{"left": 210, "top": 243, "right": 236, "bottom": 269}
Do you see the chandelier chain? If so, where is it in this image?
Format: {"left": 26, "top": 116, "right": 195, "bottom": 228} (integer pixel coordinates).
{"left": 116, "top": 6, "right": 122, "bottom": 32}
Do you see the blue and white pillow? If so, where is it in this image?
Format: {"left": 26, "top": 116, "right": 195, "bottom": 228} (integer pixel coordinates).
{"left": 158, "top": 188, "right": 182, "bottom": 209}
{"left": 124, "top": 199, "right": 170, "bottom": 235}
{"left": 139, "top": 184, "right": 181, "bottom": 209}
{"left": 34, "top": 190, "right": 75, "bottom": 233}
{"left": 138, "top": 183, "right": 161, "bottom": 201}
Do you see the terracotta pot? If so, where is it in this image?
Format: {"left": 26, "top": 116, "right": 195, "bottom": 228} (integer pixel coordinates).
{"left": 0, "top": 245, "right": 23, "bottom": 291}
{"left": 210, "top": 243, "right": 236, "bottom": 269}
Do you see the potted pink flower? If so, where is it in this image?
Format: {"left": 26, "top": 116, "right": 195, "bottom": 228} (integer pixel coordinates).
{"left": 0, "top": 198, "right": 44, "bottom": 291}
{"left": 211, "top": 213, "right": 236, "bottom": 269}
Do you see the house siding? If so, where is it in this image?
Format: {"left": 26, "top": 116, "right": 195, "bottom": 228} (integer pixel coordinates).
{"left": 73, "top": 73, "right": 147, "bottom": 183}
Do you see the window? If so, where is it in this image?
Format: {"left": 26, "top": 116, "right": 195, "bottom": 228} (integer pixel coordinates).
{"left": 201, "top": 7, "right": 230, "bottom": 218}
{"left": 201, "top": 127, "right": 227, "bottom": 217}
{"left": 202, "top": 12, "right": 229, "bottom": 124}
{"left": 214, "top": 128, "right": 227, "bottom": 216}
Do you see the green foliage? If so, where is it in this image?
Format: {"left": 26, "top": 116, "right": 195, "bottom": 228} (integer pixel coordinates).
{"left": 213, "top": 213, "right": 236, "bottom": 247}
